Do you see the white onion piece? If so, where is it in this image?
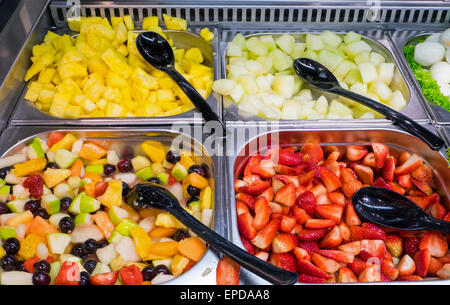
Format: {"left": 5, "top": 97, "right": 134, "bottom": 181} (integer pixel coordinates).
{"left": 414, "top": 42, "right": 445, "bottom": 66}
{"left": 430, "top": 61, "right": 450, "bottom": 84}
{"left": 425, "top": 33, "right": 441, "bottom": 43}
{"left": 441, "top": 28, "right": 450, "bottom": 47}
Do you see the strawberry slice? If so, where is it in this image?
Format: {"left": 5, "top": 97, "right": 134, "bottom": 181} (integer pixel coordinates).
{"left": 327, "top": 192, "right": 345, "bottom": 206}
{"left": 272, "top": 233, "right": 298, "bottom": 253}
{"left": 278, "top": 149, "right": 302, "bottom": 166}
{"left": 436, "top": 264, "right": 450, "bottom": 279}
{"left": 428, "top": 257, "right": 444, "bottom": 275}
{"left": 293, "top": 247, "right": 311, "bottom": 261}
{"left": 398, "top": 151, "right": 411, "bottom": 165}
{"left": 269, "top": 253, "right": 297, "bottom": 272}
{"left": 298, "top": 274, "right": 327, "bottom": 283}
{"left": 353, "top": 164, "right": 373, "bottom": 185}
{"left": 243, "top": 155, "right": 261, "bottom": 177}
{"left": 382, "top": 155, "right": 395, "bottom": 182}
{"left": 360, "top": 239, "right": 386, "bottom": 259}
{"left": 274, "top": 184, "right": 296, "bottom": 207}
{"left": 337, "top": 267, "right": 358, "bottom": 283}
{"left": 372, "top": 143, "right": 389, "bottom": 169}
{"left": 292, "top": 206, "right": 310, "bottom": 224}
{"left": 297, "top": 259, "right": 330, "bottom": 279}
{"left": 372, "top": 177, "right": 392, "bottom": 190}
{"left": 319, "top": 167, "right": 342, "bottom": 192}
{"left": 397, "top": 254, "right": 416, "bottom": 276}
{"left": 252, "top": 197, "right": 271, "bottom": 230}
{"left": 236, "top": 200, "right": 249, "bottom": 215}
{"left": 240, "top": 237, "right": 256, "bottom": 255}
{"left": 342, "top": 180, "right": 363, "bottom": 198}
{"left": 274, "top": 164, "right": 302, "bottom": 175}
{"left": 381, "top": 259, "right": 399, "bottom": 281}
{"left": 398, "top": 174, "right": 412, "bottom": 189}
{"left": 239, "top": 180, "right": 270, "bottom": 196}
{"left": 338, "top": 222, "right": 351, "bottom": 241}
{"left": 258, "top": 187, "right": 274, "bottom": 202}
{"left": 251, "top": 159, "right": 275, "bottom": 179}
{"left": 216, "top": 257, "right": 240, "bottom": 285}
{"left": 430, "top": 202, "right": 446, "bottom": 220}
{"left": 350, "top": 225, "right": 386, "bottom": 241}
{"left": 385, "top": 234, "right": 403, "bottom": 258}
{"left": 404, "top": 237, "right": 420, "bottom": 257}
{"left": 407, "top": 193, "right": 440, "bottom": 211}
{"left": 295, "top": 191, "right": 316, "bottom": 216}
{"left": 344, "top": 200, "right": 361, "bottom": 226}
{"left": 414, "top": 248, "right": 431, "bottom": 277}
{"left": 348, "top": 258, "right": 366, "bottom": 275}
{"left": 235, "top": 193, "right": 255, "bottom": 210}
{"left": 301, "top": 143, "right": 324, "bottom": 163}
{"left": 298, "top": 170, "right": 316, "bottom": 185}
{"left": 274, "top": 175, "right": 299, "bottom": 188}
{"left": 304, "top": 219, "right": 336, "bottom": 230}
{"left": 419, "top": 232, "right": 448, "bottom": 258}
{"left": 315, "top": 204, "right": 344, "bottom": 223}
{"left": 362, "top": 152, "right": 376, "bottom": 168}
{"left": 394, "top": 154, "right": 423, "bottom": 175}
{"left": 251, "top": 217, "right": 281, "bottom": 249}
{"left": 397, "top": 275, "right": 423, "bottom": 281}
{"left": 388, "top": 182, "right": 405, "bottom": 195}
{"left": 311, "top": 252, "right": 340, "bottom": 273}
{"left": 254, "top": 251, "right": 269, "bottom": 262}
{"left": 411, "top": 178, "right": 433, "bottom": 195}
{"left": 346, "top": 145, "right": 368, "bottom": 161}
{"left": 237, "top": 212, "right": 256, "bottom": 240}
{"left": 324, "top": 158, "right": 340, "bottom": 177}
{"left": 358, "top": 264, "right": 381, "bottom": 282}
{"left": 280, "top": 215, "right": 296, "bottom": 233}
{"left": 339, "top": 166, "right": 358, "bottom": 184}
{"left": 411, "top": 164, "right": 433, "bottom": 182}
{"left": 316, "top": 250, "right": 354, "bottom": 263}
{"left": 297, "top": 228, "right": 327, "bottom": 241}
{"left": 319, "top": 226, "right": 342, "bottom": 248}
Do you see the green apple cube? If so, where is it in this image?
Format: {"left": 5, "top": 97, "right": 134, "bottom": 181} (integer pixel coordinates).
{"left": 108, "top": 205, "right": 129, "bottom": 226}
{"left": 74, "top": 213, "right": 94, "bottom": 225}
{"left": 156, "top": 172, "right": 169, "bottom": 185}
{"left": 53, "top": 183, "right": 74, "bottom": 199}
{"left": 270, "top": 49, "right": 293, "bottom": 72}
{"left": 1, "top": 271, "right": 33, "bottom": 285}
{"left": 59, "top": 254, "right": 82, "bottom": 263}
{"left": 68, "top": 193, "right": 83, "bottom": 214}
{"left": 47, "top": 232, "right": 71, "bottom": 254}
{"left": 171, "top": 163, "right": 187, "bottom": 181}
{"left": 85, "top": 164, "right": 104, "bottom": 174}
{"left": 42, "top": 194, "right": 60, "bottom": 215}
{"left": 6, "top": 199, "right": 27, "bottom": 213}
{"left": 0, "top": 185, "right": 10, "bottom": 202}
{"left": 131, "top": 155, "right": 151, "bottom": 172}
{"left": 0, "top": 178, "right": 5, "bottom": 189}
{"left": 91, "top": 262, "right": 111, "bottom": 277}
{"left": 275, "top": 34, "right": 295, "bottom": 54}
{"left": 188, "top": 201, "right": 201, "bottom": 213}
{"left": 27, "top": 138, "right": 45, "bottom": 159}
{"left": 115, "top": 218, "right": 138, "bottom": 236}
{"left": 136, "top": 167, "right": 154, "bottom": 180}
{"left": 54, "top": 149, "right": 78, "bottom": 169}
{"left": 0, "top": 226, "right": 16, "bottom": 239}
{"left": 80, "top": 194, "right": 100, "bottom": 213}
{"left": 49, "top": 261, "right": 61, "bottom": 284}
{"left": 49, "top": 213, "right": 70, "bottom": 228}
{"left": 107, "top": 230, "right": 124, "bottom": 244}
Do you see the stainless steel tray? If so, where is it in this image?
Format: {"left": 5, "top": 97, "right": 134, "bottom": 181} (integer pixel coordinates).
{"left": 390, "top": 30, "right": 450, "bottom": 125}
{"left": 219, "top": 29, "right": 429, "bottom": 124}
{"left": 225, "top": 123, "right": 450, "bottom": 284}
{"left": 0, "top": 126, "right": 227, "bottom": 285}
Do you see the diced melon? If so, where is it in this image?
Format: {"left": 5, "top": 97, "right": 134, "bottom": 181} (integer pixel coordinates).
{"left": 344, "top": 68, "right": 363, "bottom": 86}
{"left": 369, "top": 80, "right": 392, "bottom": 102}
{"left": 333, "top": 60, "right": 356, "bottom": 80}
{"left": 280, "top": 99, "right": 301, "bottom": 120}
{"left": 306, "top": 34, "right": 324, "bottom": 51}
{"left": 318, "top": 50, "right": 344, "bottom": 71}
{"left": 314, "top": 95, "right": 329, "bottom": 114}
{"left": 377, "top": 62, "right": 395, "bottom": 85}
{"left": 358, "top": 62, "right": 378, "bottom": 83}
{"left": 260, "top": 104, "right": 282, "bottom": 120}
{"left": 303, "top": 50, "right": 318, "bottom": 60}
{"left": 328, "top": 99, "right": 354, "bottom": 117}
{"left": 290, "top": 42, "right": 306, "bottom": 59}
{"left": 388, "top": 90, "right": 407, "bottom": 111}
{"left": 256, "top": 56, "right": 273, "bottom": 74}
{"left": 272, "top": 75, "right": 295, "bottom": 99}
{"left": 261, "top": 94, "right": 285, "bottom": 108}
{"left": 244, "top": 60, "right": 264, "bottom": 76}
{"left": 370, "top": 52, "right": 386, "bottom": 66}
{"left": 275, "top": 34, "right": 295, "bottom": 54}
{"left": 237, "top": 75, "right": 259, "bottom": 94}
{"left": 245, "top": 37, "right": 268, "bottom": 56}
{"left": 226, "top": 42, "right": 242, "bottom": 57}
{"left": 255, "top": 75, "right": 274, "bottom": 92}
{"left": 345, "top": 41, "right": 372, "bottom": 58}
{"left": 260, "top": 35, "right": 277, "bottom": 51}
{"left": 270, "top": 49, "right": 293, "bottom": 72}
{"left": 350, "top": 82, "right": 368, "bottom": 95}
{"left": 237, "top": 94, "right": 262, "bottom": 116}
{"left": 231, "top": 33, "right": 246, "bottom": 48}
{"left": 354, "top": 51, "right": 371, "bottom": 64}
{"left": 344, "top": 31, "right": 362, "bottom": 44}
{"left": 320, "top": 31, "right": 343, "bottom": 49}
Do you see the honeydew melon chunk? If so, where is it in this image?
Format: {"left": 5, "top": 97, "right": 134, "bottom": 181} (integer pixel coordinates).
{"left": 370, "top": 52, "right": 386, "bottom": 66}
{"left": 256, "top": 56, "right": 273, "bottom": 74}
{"left": 131, "top": 155, "right": 151, "bottom": 172}
{"left": 359, "top": 111, "right": 376, "bottom": 119}
{"left": 320, "top": 30, "right": 343, "bottom": 49}
{"left": 1, "top": 271, "right": 33, "bottom": 285}
{"left": 0, "top": 178, "right": 5, "bottom": 189}
{"left": 290, "top": 42, "right": 306, "bottom": 59}
{"left": 229, "top": 83, "right": 246, "bottom": 103}
{"left": 260, "top": 104, "right": 282, "bottom": 120}
{"left": 96, "top": 243, "right": 117, "bottom": 265}
{"left": 54, "top": 149, "right": 78, "bottom": 169}
{"left": 270, "top": 49, "right": 293, "bottom": 72}
{"left": 314, "top": 95, "right": 329, "bottom": 114}
{"left": 226, "top": 42, "right": 242, "bottom": 57}
{"left": 245, "top": 60, "right": 265, "bottom": 76}
{"left": 53, "top": 183, "right": 74, "bottom": 199}
{"left": 369, "top": 80, "right": 392, "bottom": 102}
{"left": 329, "top": 99, "right": 354, "bottom": 117}
{"left": 231, "top": 33, "right": 246, "bottom": 48}
{"left": 344, "top": 31, "right": 362, "bottom": 44}
{"left": 293, "top": 76, "right": 303, "bottom": 95}
{"left": 354, "top": 51, "right": 371, "bottom": 64}
{"left": 345, "top": 41, "right": 372, "bottom": 58}
{"left": 7, "top": 199, "right": 27, "bottom": 213}
{"left": 260, "top": 35, "right": 277, "bottom": 51}
{"left": 333, "top": 60, "right": 356, "bottom": 80}
{"left": 296, "top": 89, "right": 313, "bottom": 101}
{"left": 280, "top": 99, "right": 302, "bottom": 120}
{"left": 261, "top": 94, "right": 285, "bottom": 108}
{"left": 74, "top": 213, "right": 94, "bottom": 225}
{"left": 358, "top": 62, "right": 378, "bottom": 83}
{"left": 388, "top": 90, "right": 407, "bottom": 111}
{"left": 47, "top": 232, "right": 71, "bottom": 254}
{"left": 108, "top": 205, "right": 129, "bottom": 226}
{"left": 317, "top": 50, "right": 344, "bottom": 71}
{"left": 275, "top": 34, "right": 295, "bottom": 54}
{"left": 238, "top": 94, "right": 262, "bottom": 116}
{"left": 91, "top": 262, "right": 111, "bottom": 277}
{"left": 344, "top": 68, "right": 363, "bottom": 86}
{"left": 274, "top": 70, "right": 291, "bottom": 76}
{"left": 297, "top": 100, "right": 317, "bottom": 119}
{"left": 306, "top": 34, "right": 324, "bottom": 51}
{"left": 227, "top": 65, "right": 248, "bottom": 78}
{"left": 237, "top": 75, "right": 259, "bottom": 94}
{"left": 350, "top": 82, "right": 368, "bottom": 95}
{"left": 273, "top": 75, "right": 295, "bottom": 98}
{"left": 303, "top": 49, "right": 318, "bottom": 60}
{"left": 212, "top": 79, "right": 237, "bottom": 95}
{"left": 49, "top": 213, "right": 70, "bottom": 228}
{"left": 245, "top": 37, "right": 268, "bottom": 56}
{"left": 255, "top": 75, "right": 274, "bottom": 92}
{"left": 377, "top": 62, "right": 395, "bottom": 85}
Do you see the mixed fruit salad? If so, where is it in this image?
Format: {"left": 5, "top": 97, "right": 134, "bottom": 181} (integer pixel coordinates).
{"left": 213, "top": 31, "right": 407, "bottom": 120}
{"left": 0, "top": 131, "right": 213, "bottom": 285}
{"left": 23, "top": 15, "right": 214, "bottom": 118}
{"left": 234, "top": 143, "right": 450, "bottom": 283}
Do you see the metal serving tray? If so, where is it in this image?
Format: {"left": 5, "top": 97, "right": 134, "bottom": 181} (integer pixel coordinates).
{"left": 225, "top": 123, "right": 450, "bottom": 284}
{"left": 219, "top": 29, "right": 429, "bottom": 124}
{"left": 0, "top": 126, "right": 227, "bottom": 285}
{"left": 390, "top": 30, "right": 450, "bottom": 125}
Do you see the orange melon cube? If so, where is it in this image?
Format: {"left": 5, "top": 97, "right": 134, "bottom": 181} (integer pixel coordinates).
{"left": 177, "top": 237, "right": 206, "bottom": 262}
{"left": 79, "top": 142, "right": 107, "bottom": 161}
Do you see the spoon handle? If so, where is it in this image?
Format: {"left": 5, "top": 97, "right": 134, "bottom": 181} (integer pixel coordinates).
{"left": 167, "top": 204, "right": 298, "bottom": 285}
{"left": 332, "top": 87, "right": 445, "bottom": 150}
{"left": 163, "top": 67, "right": 225, "bottom": 129}
{"left": 424, "top": 217, "right": 450, "bottom": 234}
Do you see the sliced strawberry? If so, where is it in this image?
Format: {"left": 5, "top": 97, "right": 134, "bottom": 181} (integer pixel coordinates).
{"left": 251, "top": 159, "right": 276, "bottom": 179}
{"left": 338, "top": 241, "right": 362, "bottom": 256}
{"left": 385, "top": 234, "right": 403, "bottom": 258}
{"left": 316, "top": 250, "right": 354, "bottom": 263}
{"left": 310, "top": 184, "right": 327, "bottom": 197}
{"left": 397, "top": 275, "right": 423, "bottom": 281}
{"left": 419, "top": 231, "right": 448, "bottom": 258}
{"left": 251, "top": 217, "right": 281, "bottom": 249}
{"left": 274, "top": 183, "right": 296, "bottom": 207}
{"left": 297, "top": 228, "right": 327, "bottom": 241}
{"left": 444, "top": 212, "right": 450, "bottom": 222}
{"left": 311, "top": 252, "right": 340, "bottom": 273}
{"left": 339, "top": 166, "right": 358, "bottom": 184}
{"left": 324, "top": 158, "right": 340, "bottom": 177}
{"left": 346, "top": 145, "right": 369, "bottom": 161}
{"left": 360, "top": 239, "right": 386, "bottom": 259}
{"left": 301, "top": 143, "right": 324, "bottom": 163}
{"left": 362, "top": 152, "right": 376, "bottom": 168}
{"left": 293, "top": 247, "right": 311, "bottom": 261}
{"left": 304, "top": 219, "right": 336, "bottom": 230}
{"left": 235, "top": 179, "right": 246, "bottom": 193}
{"left": 252, "top": 197, "right": 271, "bottom": 230}
{"left": 327, "top": 193, "right": 345, "bottom": 207}
{"left": 236, "top": 200, "right": 249, "bottom": 215}
{"left": 239, "top": 180, "right": 270, "bottom": 196}
{"left": 319, "top": 226, "right": 342, "bottom": 248}
{"left": 411, "top": 178, "right": 433, "bottom": 195}
{"left": 274, "top": 164, "right": 302, "bottom": 175}
{"left": 398, "top": 151, "right": 411, "bottom": 166}
{"left": 342, "top": 180, "right": 362, "bottom": 198}
{"left": 358, "top": 264, "right": 381, "bottom": 282}
{"left": 428, "top": 257, "right": 444, "bottom": 275}
{"left": 295, "top": 191, "right": 316, "bottom": 216}
{"left": 338, "top": 222, "right": 351, "bottom": 242}
{"left": 274, "top": 175, "right": 299, "bottom": 188}
{"left": 235, "top": 193, "right": 255, "bottom": 210}
{"left": 216, "top": 257, "right": 240, "bottom": 285}
{"left": 280, "top": 215, "right": 296, "bottom": 233}
{"left": 382, "top": 155, "right": 395, "bottom": 182}
{"left": 297, "top": 259, "right": 330, "bottom": 279}
{"left": 407, "top": 194, "right": 439, "bottom": 211}
{"left": 271, "top": 177, "right": 285, "bottom": 193}
{"left": 372, "top": 177, "right": 392, "bottom": 190}
{"left": 344, "top": 200, "right": 361, "bottom": 226}
{"left": 241, "top": 237, "right": 256, "bottom": 255}
{"left": 298, "top": 170, "right": 315, "bottom": 186}
{"left": 354, "top": 164, "right": 374, "bottom": 185}
{"left": 278, "top": 149, "right": 302, "bottom": 166}
{"left": 315, "top": 204, "right": 344, "bottom": 223}
{"left": 269, "top": 253, "right": 297, "bottom": 272}
{"left": 337, "top": 267, "right": 358, "bottom": 283}
{"left": 381, "top": 259, "right": 399, "bottom": 281}
{"left": 272, "top": 233, "right": 298, "bottom": 253}
{"left": 350, "top": 226, "right": 386, "bottom": 241}
{"left": 394, "top": 154, "right": 423, "bottom": 175}
{"left": 430, "top": 203, "right": 446, "bottom": 220}
{"left": 388, "top": 182, "right": 405, "bottom": 195}
{"left": 237, "top": 212, "right": 257, "bottom": 240}
{"left": 372, "top": 143, "right": 389, "bottom": 169}
{"left": 298, "top": 274, "right": 327, "bottom": 283}
{"left": 398, "top": 174, "right": 412, "bottom": 189}
{"left": 436, "top": 264, "right": 450, "bottom": 279}
{"left": 254, "top": 251, "right": 269, "bottom": 262}
{"left": 258, "top": 187, "right": 274, "bottom": 202}
{"left": 244, "top": 155, "right": 261, "bottom": 177}
{"left": 411, "top": 164, "right": 433, "bottom": 182}
{"left": 292, "top": 206, "right": 310, "bottom": 225}
{"left": 404, "top": 237, "right": 420, "bottom": 257}
{"left": 414, "top": 248, "right": 431, "bottom": 277}
{"left": 397, "top": 254, "right": 416, "bottom": 276}
{"left": 348, "top": 258, "right": 366, "bottom": 275}
{"left": 319, "top": 167, "right": 342, "bottom": 192}
{"left": 23, "top": 175, "right": 44, "bottom": 199}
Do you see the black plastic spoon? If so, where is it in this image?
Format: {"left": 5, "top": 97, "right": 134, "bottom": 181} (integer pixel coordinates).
{"left": 352, "top": 186, "right": 450, "bottom": 233}
{"left": 136, "top": 31, "right": 225, "bottom": 130}
{"left": 293, "top": 58, "right": 445, "bottom": 151}
{"left": 126, "top": 182, "right": 299, "bottom": 285}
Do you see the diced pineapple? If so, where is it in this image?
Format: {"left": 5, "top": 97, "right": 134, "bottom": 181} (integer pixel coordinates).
{"left": 24, "top": 53, "right": 55, "bottom": 82}
{"left": 163, "top": 14, "right": 187, "bottom": 31}
{"left": 184, "top": 48, "right": 203, "bottom": 64}
{"left": 101, "top": 48, "right": 131, "bottom": 79}
{"left": 200, "top": 28, "right": 214, "bottom": 42}
{"left": 142, "top": 16, "right": 159, "bottom": 30}
{"left": 123, "top": 15, "right": 135, "bottom": 31}
{"left": 49, "top": 93, "right": 70, "bottom": 117}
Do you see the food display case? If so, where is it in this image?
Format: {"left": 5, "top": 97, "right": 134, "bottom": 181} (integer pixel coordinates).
{"left": 0, "top": 0, "right": 449, "bottom": 285}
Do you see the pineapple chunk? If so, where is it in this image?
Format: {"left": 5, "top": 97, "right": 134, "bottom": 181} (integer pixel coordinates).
{"left": 98, "top": 180, "right": 122, "bottom": 207}
{"left": 24, "top": 53, "right": 55, "bottom": 82}
{"left": 142, "top": 17, "right": 159, "bottom": 30}
{"left": 162, "top": 14, "right": 187, "bottom": 31}
{"left": 184, "top": 48, "right": 203, "bottom": 64}
{"left": 200, "top": 28, "right": 214, "bottom": 42}
{"left": 13, "top": 158, "right": 47, "bottom": 177}
{"left": 123, "top": 15, "right": 135, "bottom": 31}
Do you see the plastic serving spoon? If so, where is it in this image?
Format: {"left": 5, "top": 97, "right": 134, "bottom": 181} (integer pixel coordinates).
{"left": 136, "top": 31, "right": 225, "bottom": 130}
{"left": 352, "top": 186, "right": 450, "bottom": 233}
{"left": 126, "top": 182, "right": 299, "bottom": 285}
{"left": 293, "top": 58, "right": 445, "bottom": 151}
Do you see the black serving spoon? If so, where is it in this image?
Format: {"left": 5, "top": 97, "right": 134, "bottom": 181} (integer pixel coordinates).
{"left": 293, "top": 58, "right": 445, "bottom": 151}
{"left": 126, "top": 182, "right": 299, "bottom": 285}
{"left": 352, "top": 186, "right": 450, "bottom": 233}
{"left": 136, "top": 32, "right": 225, "bottom": 130}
